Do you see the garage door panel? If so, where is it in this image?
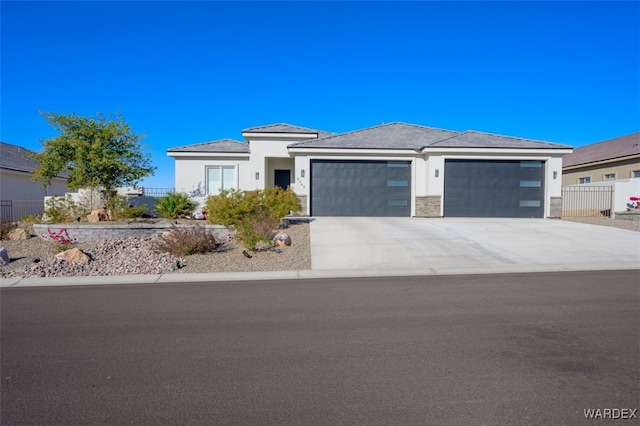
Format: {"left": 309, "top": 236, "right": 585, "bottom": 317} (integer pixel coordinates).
{"left": 311, "top": 160, "right": 411, "bottom": 216}
{"left": 444, "top": 159, "right": 544, "bottom": 218}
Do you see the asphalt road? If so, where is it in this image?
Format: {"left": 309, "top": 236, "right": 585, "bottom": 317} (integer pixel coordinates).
{"left": 1, "top": 270, "right": 639, "bottom": 425}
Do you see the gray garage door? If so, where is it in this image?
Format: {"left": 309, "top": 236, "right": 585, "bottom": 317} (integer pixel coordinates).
{"left": 311, "top": 160, "right": 411, "bottom": 216}
{"left": 444, "top": 160, "right": 545, "bottom": 218}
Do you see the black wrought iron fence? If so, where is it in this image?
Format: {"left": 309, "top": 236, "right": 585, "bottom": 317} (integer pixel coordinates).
{"left": 0, "top": 200, "right": 45, "bottom": 222}
{"left": 141, "top": 188, "right": 175, "bottom": 199}
{"left": 561, "top": 186, "right": 613, "bottom": 217}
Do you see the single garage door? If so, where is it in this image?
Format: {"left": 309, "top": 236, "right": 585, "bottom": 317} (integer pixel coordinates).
{"left": 311, "top": 160, "right": 411, "bottom": 216}
{"left": 444, "top": 159, "right": 544, "bottom": 218}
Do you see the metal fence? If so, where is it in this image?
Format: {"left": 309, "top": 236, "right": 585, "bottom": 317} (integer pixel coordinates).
{"left": 0, "top": 200, "right": 45, "bottom": 222}
{"left": 561, "top": 186, "right": 613, "bottom": 217}
{"left": 141, "top": 188, "right": 175, "bottom": 198}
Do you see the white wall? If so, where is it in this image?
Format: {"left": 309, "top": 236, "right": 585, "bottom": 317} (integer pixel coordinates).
{"left": 173, "top": 156, "right": 250, "bottom": 195}
{"left": 246, "top": 139, "right": 294, "bottom": 191}
{"left": 566, "top": 177, "right": 640, "bottom": 215}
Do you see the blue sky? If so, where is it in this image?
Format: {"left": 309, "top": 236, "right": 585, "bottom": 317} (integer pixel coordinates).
{"left": 2, "top": 1, "right": 638, "bottom": 188}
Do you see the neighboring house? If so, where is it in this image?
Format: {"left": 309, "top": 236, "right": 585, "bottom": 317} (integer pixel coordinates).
{"left": 0, "top": 141, "right": 69, "bottom": 201}
{"left": 168, "top": 122, "right": 572, "bottom": 218}
{"left": 562, "top": 132, "right": 640, "bottom": 185}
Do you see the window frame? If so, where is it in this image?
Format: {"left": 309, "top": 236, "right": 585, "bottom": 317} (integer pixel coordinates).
{"left": 604, "top": 173, "right": 616, "bottom": 180}
{"left": 578, "top": 176, "right": 591, "bottom": 184}
{"left": 205, "top": 165, "right": 237, "bottom": 195}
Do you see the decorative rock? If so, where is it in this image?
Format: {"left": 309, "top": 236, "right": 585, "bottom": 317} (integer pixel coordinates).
{"left": 273, "top": 231, "right": 291, "bottom": 247}
{"left": 0, "top": 247, "right": 10, "bottom": 265}
{"left": 87, "top": 208, "right": 109, "bottom": 223}
{"left": 8, "top": 227, "right": 29, "bottom": 240}
{"left": 54, "top": 248, "right": 90, "bottom": 264}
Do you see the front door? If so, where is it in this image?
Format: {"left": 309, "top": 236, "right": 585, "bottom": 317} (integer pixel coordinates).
{"left": 274, "top": 169, "right": 291, "bottom": 189}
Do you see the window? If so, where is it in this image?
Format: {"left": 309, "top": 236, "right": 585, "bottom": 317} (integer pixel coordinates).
{"left": 520, "top": 180, "right": 541, "bottom": 187}
{"left": 633, "top": 170, "right": 640, "bottom": 178}
{"left": 387, "top": 180, "right": 408, "bottom": 187}
{"left": 604, "top": 173, "right": 616, "bottom": 180}
{"left": 578, "top": 177, "right": 591, "bottom": 184}
{"left": 520, "top": 200, "right": 541, "bottom": 207}
{"left": 206, "top": 165, "right": 236, "bottom": 195}
{"left": 520, "top": 161, "right": 542, "bottom": 168}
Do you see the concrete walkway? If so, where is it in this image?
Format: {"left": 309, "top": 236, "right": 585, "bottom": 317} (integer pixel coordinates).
{"left": 2, "top": 217, "right": 639, "bottom": 287}
{"left": 310, "top": 217, "right": 640, "bottom": 274}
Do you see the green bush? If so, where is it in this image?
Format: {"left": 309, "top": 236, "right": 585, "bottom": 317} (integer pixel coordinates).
{"left": 20, "top": 214, "right": 41, "bottom": 223}
{"left": 205, "top": 187, "right": 301, "bottom": 251}
{"left": 153, "top": 192, "right": 197, "bottom": 219}
{"left": 107, "top": 195, "right": 148, "bottom": 220}
{"left": 43, "top": 195, "right": 81, "bottom": 223}
{"left": 154, "top": 225, "right": 221, "bottom": 256}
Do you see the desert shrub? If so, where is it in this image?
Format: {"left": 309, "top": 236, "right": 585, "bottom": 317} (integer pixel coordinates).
{"left": 153, "top": 192, "right": 197, "bottom": 219}
{"left": 107, "top": 195, "right": 148, "bottom": 220}
{"left": 205, "top": 187, "right": 301, "bottom": 251}
{"left": 0, "top": 219, "right": 17, "bottom": 240}
{"left": 20, "top": 214, "right": 42, "bottom": 223}
{"left": 154, "top": 225, "right": 221, "bottom": 256}
{"left": 43, "top": 195, "right": 81, "bottom": 223}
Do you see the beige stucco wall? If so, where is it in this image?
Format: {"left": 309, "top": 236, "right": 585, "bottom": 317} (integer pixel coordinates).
{"left": 562, "top": 158, "right": 640, "bottom": 185}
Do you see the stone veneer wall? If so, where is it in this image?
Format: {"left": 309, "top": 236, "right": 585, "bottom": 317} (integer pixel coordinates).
{"left": 549, "top": 197, "right": 562, "bottom": 218}
{"left": 33, "top": 223, "right": 228, "bottom": 243}
{"left": 415, "top": 196, "right": 442, "bottom": 217}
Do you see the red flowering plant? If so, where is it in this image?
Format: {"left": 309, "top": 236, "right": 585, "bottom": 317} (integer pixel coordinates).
{"left": 44, "top": 228, "right": 76, "bottom": 253}
{"left": 629, "top": 197, "right": 640, "bottom": 210}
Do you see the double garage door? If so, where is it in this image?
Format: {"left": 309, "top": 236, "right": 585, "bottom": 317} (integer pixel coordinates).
{"left": 309, "top": 159, "right": 544, "bottom": 218}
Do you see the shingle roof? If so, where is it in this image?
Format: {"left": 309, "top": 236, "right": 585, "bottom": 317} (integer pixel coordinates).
{"left": 242, "top": 123, "right": 334, "bottom": 138}
{"left": 0, "top": 141, "right": 41, "bottom": 173}
{"left": 431, "top": 131, "right": 573, "bottom": 149}
{"left": 289, "top": 122, "right": 460, "bottom": 150}
{"left": 562, "top": 132, "right": 640, "bottom": 168}
{"left": 1, "top": 141, "right": 69, "bottom": 179}
{"left": 167, "top": 139, "right": 250, "bottom": 154}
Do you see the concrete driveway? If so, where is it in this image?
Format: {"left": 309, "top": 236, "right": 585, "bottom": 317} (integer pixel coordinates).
{"left": 310, "top": 217, "right": 640, "bottom": 275}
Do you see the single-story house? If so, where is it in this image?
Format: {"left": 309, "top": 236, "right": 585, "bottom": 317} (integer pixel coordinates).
{"left": 168, "top": 122, "right": 572, "bottom": 218}
{"left": 0, "top": 141, "right": 70, "bottom": 221}
{"left": 562, "top": 132, "right": 640, "bottom": 185}
{"left": 0, "top": 141, "right": 69, "bottom": 201}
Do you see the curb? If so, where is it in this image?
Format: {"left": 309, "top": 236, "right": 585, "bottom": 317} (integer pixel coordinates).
{"left": 2, "top": 262, "right": 638, "bottom": 288}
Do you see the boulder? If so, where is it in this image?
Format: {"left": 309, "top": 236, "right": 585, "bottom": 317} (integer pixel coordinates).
{"left": 0, "top": 247, "right": 10, "bottom": 265}
{"left": 54, "top": 248, "right": 90, "bottom": 264}
{"left": 161, "top": 229, "right": 180, "bottom": 242}
{"left": 8, "top": 227, "right": 29, "bottom": 240}
{"left": 273, "top": 231, "right": 291, "bottom": 247}
{"left": 87, "top": 208, "right": 109, "bottom": 223}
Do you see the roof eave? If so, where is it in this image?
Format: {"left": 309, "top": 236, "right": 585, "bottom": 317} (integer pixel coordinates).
{"left": 563, "top": 153, "right": 640, "bottom": 170}
{"left": 168, "top": 151, "right": 250, "bottom": 158}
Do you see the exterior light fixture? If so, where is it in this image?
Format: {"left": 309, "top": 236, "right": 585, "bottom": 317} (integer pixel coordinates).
{"left": 301, "top": 169, "right": 305, "bottom": 178}
{"left": 435, "top": 169, "right": 440, "bottom": 178}
{"left": 553, "top": 171, "right": 558, "bottom": 179}
{"left": 255, "top": 172, "right": 259, "bottom": 180}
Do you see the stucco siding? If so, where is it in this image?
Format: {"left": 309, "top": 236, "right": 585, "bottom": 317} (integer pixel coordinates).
{"left": 0, "top": 170, "right": 68, "bottom": 200}
{"left": 174, "top": 157, "right": 251, "bottom": 195}
{"left": 562, "top": 158, "right": 640, "bottom": 185}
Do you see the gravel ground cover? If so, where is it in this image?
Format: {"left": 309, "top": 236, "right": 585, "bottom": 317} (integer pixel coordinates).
{"left": 561, "top": 216, "right": 640, "bottom": 233}
{"left": 0, "top": 220, "right": 311, "bottom": 279}
{"left": 1, "top": 216, "right": 636, "bottom": 280}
